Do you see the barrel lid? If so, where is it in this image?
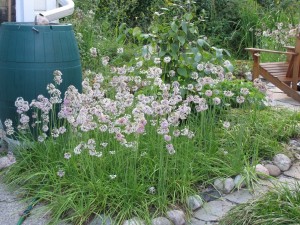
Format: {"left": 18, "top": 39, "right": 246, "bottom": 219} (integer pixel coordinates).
{"left": 0, "top": 22, "right": 73, "bottom": 32}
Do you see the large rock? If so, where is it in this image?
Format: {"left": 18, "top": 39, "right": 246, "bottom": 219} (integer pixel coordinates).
{"left": 166, "top": 210, "right": 185, "bottom": 225}
{"left": 255, "top": 164, "right": 269, "bottom": 179}
{"left": 265, "top": 164, "right": 281, "bottom": 177}
{"left": 273, "top": 154, "right": 292, "bottom": 171}
{"left": 151, "top": 217, "right": 172, "bottom": 225}
{"left": 193, "top": 200, "right": 235, "bottom": 222}
{"left": 186, "top": 195, "right": 203, "bottom": 211}
{"left": 224, "top": 189, "right": 254, "bottom": 204}
{"left": 199, "top": 188, "right": 222, "bottom": 202}
{"left": 283, "top": 162, "right": 300, "bottom": 179}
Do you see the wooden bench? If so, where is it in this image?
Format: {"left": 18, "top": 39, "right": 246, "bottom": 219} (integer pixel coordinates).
{"left": 246, "top": 33, "right": 300, "bottom": 102}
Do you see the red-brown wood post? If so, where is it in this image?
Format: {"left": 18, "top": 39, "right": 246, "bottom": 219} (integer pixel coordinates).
{"left": 252, "top": 52, "right": 260, "bottom": 81}
{"left": 292, "top": 34, "right": 300, "bottom": 90}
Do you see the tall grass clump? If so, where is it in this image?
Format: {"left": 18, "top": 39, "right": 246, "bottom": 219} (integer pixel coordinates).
{"left": 220, "top": 184, "right": 300, "bottom": 225}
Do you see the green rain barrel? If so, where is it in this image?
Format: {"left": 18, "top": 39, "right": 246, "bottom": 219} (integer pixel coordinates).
{"left": 0, "top": 22, "right": 82, "bottom": 125}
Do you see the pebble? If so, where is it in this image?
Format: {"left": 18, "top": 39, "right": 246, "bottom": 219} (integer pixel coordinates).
{"left": 289, "top": 140, "right": 300, "bottom": 147}
{"left": 0, "top": 155, "right": 16, "bottom": 170}
{"left": 123, "top": 217, "right": 145, "bottom": 225}
{"left": 186, "top": 195, "right": 203, "bottom": 211}
{"left": 166, "top": 210, "right": 185, "bottom": 225}
{"left": 255, "top": 164, "right": 269, "bottom": 178}
{"left": 234, "top": 175, "right": 246, "bottom": 188}
{"left": 223, "top": 178, "right": 235, "bottom": 194}
{"left": 213, "top": 178, "right": 224, "bottom": 192}
{"left": 265, "top": 164, "right": 281, "bottom": 177}
{"left": 273, "top": 154, "right": 292, "bottom": 171}
{"left": 89, "top": 214, "right": 113, "bottom": 225}
{"left": 151, "top": 217, "right": 172, "bottom": 225}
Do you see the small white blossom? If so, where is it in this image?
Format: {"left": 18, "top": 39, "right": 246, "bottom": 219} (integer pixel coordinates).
{"left": 149, "top": 186, "right": 156, "bottom": 194}
{"left": 57, "top": 169, "right": 65, "bottom": 178}
{"left": 64, "top": 152, "right": 72, "bottom": 159}
{"left": 109, "top": 174, "right": 117, "bottom": 179}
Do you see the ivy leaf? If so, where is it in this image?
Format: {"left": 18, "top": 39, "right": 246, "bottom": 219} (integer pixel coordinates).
{"left": 177, "top": 67, "right": 187, "bottom": 77}
{"left": 181, "top": 21, "right": 188, "bottom": 34}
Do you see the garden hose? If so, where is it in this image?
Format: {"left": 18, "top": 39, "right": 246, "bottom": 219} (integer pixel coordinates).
{"left": 16, "top": 197, "right": 39, "bottom": 225}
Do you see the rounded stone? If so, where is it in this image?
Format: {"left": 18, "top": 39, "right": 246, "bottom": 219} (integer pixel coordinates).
{"left": 223, "top": 178, "right": 235, "bottom": 194}
{"left": 213, "top": 178, "right": 224, "bottom": 192}
{"left": 273, "top": 154, "right": 292, "bottom": 171}
{"left": 89, "top": 214, "right": 113, "bottom": 225}
{"left": 123, "top": 217, "right": 145, "bottom": 225}
{"left": 0, "top": 155, "right": 15, "bottom": 170}
{"left": 166, "top": 210, "right": 185, "bottom": 225}
{"left": 234, "top": 175, "right": 246, "bottom": 188}
{"left": 255, "top": 164, "right": 269, "bottom": 179}
{"left": 151, "top": 217, "right": 172, "bottom": 225}
{"left": 265, "top": 164, "right": 281, "bottom": 177}
{"left": 186, "top": 195, "right": 203, "bottom": 211}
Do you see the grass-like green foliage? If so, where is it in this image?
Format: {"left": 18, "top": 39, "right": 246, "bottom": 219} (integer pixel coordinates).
{"left": 3, "top": 107, "right": 299, "bottom": 224}
{"left": 220, "top": 184, "right": 300, "bottom": 225}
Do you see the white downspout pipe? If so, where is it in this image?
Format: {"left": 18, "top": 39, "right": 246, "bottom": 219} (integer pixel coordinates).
{"left": 41, "top": 0, "right": 74, "bottom": 22}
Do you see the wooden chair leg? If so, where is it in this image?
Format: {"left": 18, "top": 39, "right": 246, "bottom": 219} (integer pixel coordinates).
{"left": 252, "top": 54, "right": 260, "bottom": 81}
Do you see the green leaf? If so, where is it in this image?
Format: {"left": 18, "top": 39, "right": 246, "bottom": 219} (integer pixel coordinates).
{"left": 191, "top": 47, "right": 199, "bottom": 54}
{"left": 214, "top": 48, "right": 223, "bottom": 59}
{"left": 226, "top": 64, "right": 234, "bottom": 72}
{"left": 118, "top": 23, "right": 127, "bottom": 32}
{"left": 197, "top": 39, "right": 209, "bottom": 47}
{"left": 177, "top": 67, "right": 187, "bottom": 77}
{"left": 116, "top": 34, "right": 126, "bottom": 43}
{"left": 178, "top": 36, "right": 186, "bottom": 45}
{"left": 159, "top": 51, "right": 166, "bottom": 57}
{"left": 185, "top": 13, "right": 193, "bottom": 21}
{"left": 223, "top": 49, "right": 231, "bottom": 57}
{"left": 140, "top": 34, "right": 150, "bottom": 39}
{"left": 132, "top": 27, "right": 142, "bottom": 37}
{"left": 171, "top": 43, "right": 179, "bottom": 53}
{"left": 194, "top": 53, "right": 202, "bottom": 62}
{"left": 181, "top": 21, "right": 188, "bottom": 34}
{"left": 171, "top": 21, "right": 178, "bottom": 32}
